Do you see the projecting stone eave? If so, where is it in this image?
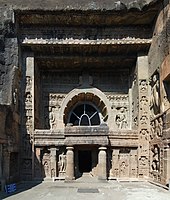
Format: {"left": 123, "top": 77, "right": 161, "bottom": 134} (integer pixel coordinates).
{"left": 10, "top": 0, "right": 161, "bottom": 12}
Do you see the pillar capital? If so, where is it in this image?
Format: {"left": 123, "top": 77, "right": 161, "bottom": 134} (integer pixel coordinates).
{"left": 66, "top": 146, "right": 74, "bottom": 151}
{"left": 99, "top": 146, "right": 107, "bottom": 151}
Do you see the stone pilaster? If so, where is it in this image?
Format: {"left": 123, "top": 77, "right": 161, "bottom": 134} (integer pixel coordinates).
{"left": 164, "top": 146, "right": 170, "bottom": 184}
{"left": 137, "top": 55, "right": 150, "bottom": 178}
{"left": 65, "top": 146, "right": 74, "bottom": 181}
{"left": 98, "top": 147, "right": 107, "bottom": 180}
{"left": 50, "top": 148, "right": 57, "bottom": 178}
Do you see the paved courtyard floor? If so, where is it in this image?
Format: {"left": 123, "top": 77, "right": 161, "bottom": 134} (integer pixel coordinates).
{"left": 0, "top": 176, "right": 169, "bottom": 200}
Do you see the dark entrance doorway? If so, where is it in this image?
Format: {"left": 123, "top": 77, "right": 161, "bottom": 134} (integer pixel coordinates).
{"left": 78, "top": 150, "right": 92, "bottom": 173}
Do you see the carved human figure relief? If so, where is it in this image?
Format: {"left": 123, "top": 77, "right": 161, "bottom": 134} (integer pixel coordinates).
{"left": 25, "top": 92, "right": 32, "bottom": 103}
{"left": 161, "top": 82, "right": 169, "bottom": 112}
{"left": 140, "top": 96, "right": 148, "bottom": 115}
{"left": 150, "top": 74, "right": 160, "bottom": 116}
{"left": 115, "top": 107, "right": 128, "bottom": 129}
{"left": 13, "top": 88, "right": 18, "bottom": 105}
{"left": 119, "top": 161, "right": 128, "bottom": 177}
{"left": 49, "top": 106, "right": 55, "bottom": 130}
{"left": 58, "top": 152, "right": 66, "bottom": 176}
{"left": 42, "top": 153, "right": 51, "bottom": 177}
{"left": 158, "top": 117, "right": 163, "bottom": 137}
{"left": 140, "top": 115, "right": 147, "bottom": 125}
{"left": 139, "top": 156, "right": 148, "bottom": 167}
{"left": 140, "top": 80, "right": 147, "bottom": 92}
{"left": 140, "top": 129, "right": 149, "bottom": 141}
{"left": 151, "top": 146, "right": 160, "bottom": 172}
{"left": 150, "top": 121, "right": 155, "bottom": 139}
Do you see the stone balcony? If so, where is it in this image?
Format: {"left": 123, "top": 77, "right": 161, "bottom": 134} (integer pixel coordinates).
{"left": 34, "top": 125, "right": 139, "bottom": 146}
{"left": 64, "top": 124, "right": 109, "bottom": 146}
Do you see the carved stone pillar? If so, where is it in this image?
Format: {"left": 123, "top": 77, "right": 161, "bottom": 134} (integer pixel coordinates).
{"left": 164, "top": 146, "right": 170, "bottom": 184}
{"left": 65, "top": 147, "right": 74, "bottom": 181}
{"left": 98, "top": 147, "right": 107, "bottom": 180}
{"left": 34, "top": 147, "right": 42, "bottom": 179}
{"left": 50, "top": 148, "right": 57, "bottom": 178}
{"left": 137, "top": 55, "right": 150, "bottom": 178}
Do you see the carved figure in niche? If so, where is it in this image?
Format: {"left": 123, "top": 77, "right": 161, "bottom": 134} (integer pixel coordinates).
{"left": 163, "top": 95, "right": 169, "bottom": 111}
{"left": 25, "top": 92, "right": 32, "bottom": 103}
{"left": 162, "top": 82, "right": 169, "bottom": 111}
{"left": 25, "top": 115, "right": 33, "bottom": 135}
{"left": 140, "top": 129, "right": 149, "bottom": 141}
{"left": 114, "top": 168, "right": 119, "bottom": 176}
{"left": 120, "top": 161, "right": 128, "bottom": 177}
{"left": 140, "top": 115, "right": 147, "bottom": 125}
{"left": 43, "top": 161, "right": 50, "bottom": 177}
{"left": 150, "top": 74, "right": 160, "bottom": 116}
{"left": 26, "top": 76, "right": 32, "bottom": 88}
{"left": 140, "top": 80, "right": 147, "bottom": 92}
{"left": 42, "top": 153, "right": 51, "bottom": 177}
{"left": 49, "top": 106, "right": 55, "bottom": 130}
{"left": 139, "top": 156, "right": 147, "bottom": 167}
{"left": 151, "top": 146, "right": 160, "bottom": 172}
{"left": 51, "top": 168, "right": 55, "bottom": 178}
{"left": 13, "top": 88, "right": 18, "bottom": 105}
{"left": 150, "top": 121, "right": 155, "bottom": 139}
{"left": 58, "top": 152, "right": 66, "bottom": 173}
{"left": 115, "top": 107, "right": 128, "bottom": 129}
{"left": 133, "top": 116, "right": 138, "bottom": 128}
{"left": 157, "top": 117, "right": 163, "bottom": 137}
{"left": 140, "top": 96, "right": 148, "bottom": 115}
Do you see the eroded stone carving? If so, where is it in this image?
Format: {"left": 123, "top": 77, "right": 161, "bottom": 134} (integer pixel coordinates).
{"left": 140, "top": 96, "right": 148, "bottom": 115}
{"left": 42, "top": 152, "right": 51, "bottom": 178}
{"left": 151, "top": 146, "right": 160, "bottom": 172}
{"left": 110, "top": 148, "right": 137, "bottom": 178}
{"left": 150, "top": 74, "right": 160, "bottom": 116}
{"left": 49, "top": 106, "right": 55, "bottom": 130}
{"left": 139, "top": 80, "right": 147, "bottom": 92}
{"left": 115, "top": 107, "right": 128, "bottom": 129}
{"left": 140, "top": 115, "right": 147, "bottom": 125}
{"left": 58, "top": 152, "right": 66, "bottom": 177}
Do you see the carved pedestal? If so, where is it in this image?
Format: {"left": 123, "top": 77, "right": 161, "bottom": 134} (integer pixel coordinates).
{"left": 65, "top": 147, "right": 74, "bottom": 181}
{"left": 98, "top": 147, "right": 107, "bottom": 180}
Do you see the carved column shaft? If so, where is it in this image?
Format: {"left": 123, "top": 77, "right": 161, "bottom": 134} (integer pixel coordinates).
{"left": 164, "top": 147, "right": 170, "bottom": 184}
{"left": 50, "top": 148, "right": 57, "bottom": 177}
{"left": 98, "top": 147, "right": 107, "bottom": 180}
{"left": 65, "top": 147, "right": 74, "bottom": 181}
{"left": 137, "top": 55, "right": 150, "bottom": 177}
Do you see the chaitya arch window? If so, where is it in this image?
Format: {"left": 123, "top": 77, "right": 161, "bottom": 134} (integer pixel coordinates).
{"left": 68, "top": 103, "right": 101, "bottom": 126}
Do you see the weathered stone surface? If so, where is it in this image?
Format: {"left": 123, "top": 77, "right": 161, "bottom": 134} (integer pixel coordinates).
{"left": 0, "top": 0, "right": 170, "bottom": 189}
{"left": 0, "top": 0, "right": 160, "bottom": 11}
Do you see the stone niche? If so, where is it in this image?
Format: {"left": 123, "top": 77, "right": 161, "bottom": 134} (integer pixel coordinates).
{"left": 109, "top": 147, "right": 138, "bottom": 179}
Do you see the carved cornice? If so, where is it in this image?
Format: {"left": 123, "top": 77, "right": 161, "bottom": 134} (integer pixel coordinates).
{"left": 22, "top": 38, "right": 152, "bottom": 45}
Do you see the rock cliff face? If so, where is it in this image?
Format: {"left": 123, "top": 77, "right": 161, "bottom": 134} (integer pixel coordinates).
{"left": 1, "top": 0, "right": 170, "bottom": 189}
{"left": 0, "top": 0, "right": 161, "bottom": 11}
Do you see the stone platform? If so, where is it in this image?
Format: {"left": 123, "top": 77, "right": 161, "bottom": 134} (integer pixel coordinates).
{"left": 1, "top": 175, "right": 169, "bottom": 200}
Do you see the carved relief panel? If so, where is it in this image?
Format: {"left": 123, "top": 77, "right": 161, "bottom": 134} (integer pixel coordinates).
{"left": 150, "top": 73, "right": 160, "bottom": 118}
{"left": 43, "top": 93, "right": 66, "bottom": 129}
{"left": 107, "top": 95, "right": 130, "bottom": 129}
{"left": 138, "top": 79, "right": 150, "bottom": 177}
{"left": 110, "top": 148, "right": 137, "bottom": 178}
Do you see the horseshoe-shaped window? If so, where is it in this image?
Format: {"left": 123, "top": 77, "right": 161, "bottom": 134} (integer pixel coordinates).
{"left": 69, "top": 103, "right": 101, "bottom": 126}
